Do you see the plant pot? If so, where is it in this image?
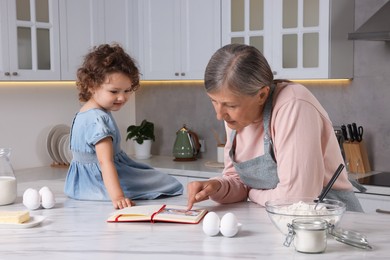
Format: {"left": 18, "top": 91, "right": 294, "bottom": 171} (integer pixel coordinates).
{"left": 133, "top": 139, "right": 152, "bottom": 160}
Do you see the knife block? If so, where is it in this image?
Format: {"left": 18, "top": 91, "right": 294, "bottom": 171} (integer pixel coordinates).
{"left": 342, "top": 140, "right": 371, "bottom": 173}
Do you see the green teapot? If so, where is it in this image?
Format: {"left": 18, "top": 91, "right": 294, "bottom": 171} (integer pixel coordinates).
{"left": 173, "top": 124, "right": 201, "bottom": 161}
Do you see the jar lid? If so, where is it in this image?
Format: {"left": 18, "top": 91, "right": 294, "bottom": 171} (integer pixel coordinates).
{"left": 292, "top": 218, "right": 328, "bottom": 230}
{"left": 329, "top": 228, "right": 372, "bottom": 250}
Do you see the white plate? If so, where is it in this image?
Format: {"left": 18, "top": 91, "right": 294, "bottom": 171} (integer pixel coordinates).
{"left": 49, "top": 125, "right": 70, "bottom": 164}
{"left": 46, "top": 126, "right": 58, "bottom": 162}
{"left": 0, "top": 215, "right": 46, "bottom": 229}
{"left": 47, "top": 124, "right": 69, "bottom": 163}
{"left": 58, "top": 134, "right": 68, "bottom": 164}
{"left": 63, "top": 134, "right": 73, "bottom": 164}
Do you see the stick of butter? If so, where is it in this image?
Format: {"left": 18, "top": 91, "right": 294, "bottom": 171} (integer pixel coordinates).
{"left": 0, "top": 211, "right": 30, "bottom": 224}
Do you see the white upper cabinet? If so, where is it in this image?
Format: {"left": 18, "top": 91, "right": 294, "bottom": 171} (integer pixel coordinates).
{"left": 139, "top": 0, "right": 221, "bottom": 80}
{"left": 59, "top": 0, "right": 138, "bottom": 80}
{"left": 0, "top": 0, "right": 60, "bottom": 80}
{"left": 59, "top": 0, "right": 104, "bottom": 80}
{"left": 222, "top": 0, "right": 354, "bottom": 79}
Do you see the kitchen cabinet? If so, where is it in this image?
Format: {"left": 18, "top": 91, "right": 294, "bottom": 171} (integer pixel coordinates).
{"left": 138, "top": 0, "right": 221, "bottom": 80}
{"left": 356, "top": 192, "right": 390, "bottom": 214}
{"left": 59, "top": 0, "right": 104, "bottom": 80}
{"left": 0, "top": 0, "right": 60, "bottom": 80}
{"left": 133, "top": 155, "right": 219, "bottom": 196}
{"left": 221, "top": 0, "right": 354, "bottom": 79}
{"left": 59, "top": 0, "right": 139, "bottom": 80}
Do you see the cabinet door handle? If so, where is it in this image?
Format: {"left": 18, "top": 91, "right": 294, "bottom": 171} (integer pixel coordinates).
{"left": 181, "top": 72, "right": 185, "bottom": 76}
{"left": 175, "top": 72, "right": 179, "bottom": 76}
{"left": 272, "top": 71, "right": 277, "bottom": 75}
{"left": 12, "top": 72, "right": 18, "bottom": 76}
{"left": 4, "top": 72, "right": 10, "bottom": 76}
{"left": 376, "top": 209, "right": 390, "bottom": 214}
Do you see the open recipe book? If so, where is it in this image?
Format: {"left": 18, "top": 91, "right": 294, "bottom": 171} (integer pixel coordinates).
{"left": 107, "top": 204, "right": 208, "bottom": 224}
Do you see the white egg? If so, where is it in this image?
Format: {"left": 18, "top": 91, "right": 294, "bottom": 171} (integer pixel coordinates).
{"left": 23, "top": 188, "right": 40, "bottom": 210}
{"left": 39, "top": 186, "right": 56, "bottom": 209}
{"left": 220, "top": 212, "right": 239, "bottom": 237}
{"left": 38, "top": 186, "right": 51, "bottom": 195}
{"left": 202, "top": 212, "right": 220, "bottom": 236}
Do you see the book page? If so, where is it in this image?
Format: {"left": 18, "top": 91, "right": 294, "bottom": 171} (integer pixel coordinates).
{"left": 107, "top": 205, "right": 163, "bottom": 222}
{"left": 155, "top": 205, "right": 207, "bottom": 223}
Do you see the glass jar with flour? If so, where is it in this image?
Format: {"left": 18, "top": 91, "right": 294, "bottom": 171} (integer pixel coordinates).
{"left": 284, "top": 217, "right": 373, "bottom": 253}
{"left": 284, "top": 218, "right": 328, "bottom": 253}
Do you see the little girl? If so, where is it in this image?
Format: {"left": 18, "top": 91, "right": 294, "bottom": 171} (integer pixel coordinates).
{"left": 64, "top": 44, "right": 183, "bottom": 209}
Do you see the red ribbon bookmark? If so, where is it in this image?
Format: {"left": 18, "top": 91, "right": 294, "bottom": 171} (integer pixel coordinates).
{"left": 150, "top": 204, "right": 166, "bottom": 223}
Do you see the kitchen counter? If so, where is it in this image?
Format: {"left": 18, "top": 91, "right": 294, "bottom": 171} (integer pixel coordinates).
{"left": 130, "top": 155, "right": 223, "bottom": 179}
{"left": 0, "top": 166, "right": 389, "bottom": 259}
{"left": 350, "top": 172, "right": 390, "bottom": 196}
{"left": 136, "top": 155, "right": 390, "bottom": 196}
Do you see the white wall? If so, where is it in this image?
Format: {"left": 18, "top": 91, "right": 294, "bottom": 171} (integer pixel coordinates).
{"left": 0, "top": 82, "right": 136, "bottom": 170}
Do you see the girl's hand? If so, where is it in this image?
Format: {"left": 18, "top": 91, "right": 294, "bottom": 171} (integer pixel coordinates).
{"left": 113, "top": 197, "right": 135, "bottom": 209}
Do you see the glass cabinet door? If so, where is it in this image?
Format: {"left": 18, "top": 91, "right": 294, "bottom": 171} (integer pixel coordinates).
{"left": 222, "top": 0, "right": 273, "bottom": 64}
{"left": 280, "top": 0, "right": 320, "bottom": 69}
{"left": 3, "top": 0, "right": 60, "bottom": 80}
{"left": 221, "top": 0, "right": 347, "bottom": 79}
{"left": 16, "top": 0, "right": 51, "bottom": 70}
{"left": 273, "top": 0, "right": 329, "bottom": 78}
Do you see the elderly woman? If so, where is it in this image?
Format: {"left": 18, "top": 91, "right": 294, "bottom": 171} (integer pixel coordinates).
{"left": 187, "top": 43, "right": 362, "bottom": 212}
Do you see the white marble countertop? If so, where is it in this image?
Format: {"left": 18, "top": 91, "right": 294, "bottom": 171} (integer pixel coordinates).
{"left": 0, "top": 166, "right": 389, "bottom": 259}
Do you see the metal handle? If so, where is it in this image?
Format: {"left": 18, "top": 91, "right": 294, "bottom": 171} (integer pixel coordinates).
{"left": 181, "top": 72, "right": 185, "bottom": 76}
{"left": 376, "top": 209, "right": 390, "bottom": 214}
{"left": 4, "top": 72, "right": 10, "bottom": 76}
{"left": 12, "top": 72, "right": 18, "bottom": 76}
{"left": 174, "top": 72, "right": 179, "bottom": 76}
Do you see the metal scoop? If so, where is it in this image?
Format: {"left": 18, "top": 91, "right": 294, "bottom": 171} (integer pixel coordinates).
{"left": 314, "top": 164, "right": 345, "bottom": 209}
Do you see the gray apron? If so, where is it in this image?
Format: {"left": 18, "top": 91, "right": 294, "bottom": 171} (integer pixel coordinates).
{"left": 229, "top": 84, "right": 279, "bottom": 190}
{"left": 228, "top": 84, "right": 363, "bottom": 212}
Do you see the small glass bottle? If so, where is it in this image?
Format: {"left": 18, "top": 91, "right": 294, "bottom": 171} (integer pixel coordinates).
{"left": 0, "top": 148, "right": 17, "bottom": 205}
{"left": 284, "top": 218, "right": 328, "bottom": 254}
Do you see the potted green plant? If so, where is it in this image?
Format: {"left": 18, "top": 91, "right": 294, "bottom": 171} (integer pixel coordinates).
{"left": 126, "top": 119, "right": 155, "bottom": 159}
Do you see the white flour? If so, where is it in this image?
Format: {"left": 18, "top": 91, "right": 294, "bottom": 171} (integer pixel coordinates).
{"left": 276, "top": 201, "right": 329, "bottom": 215}
{"left": 269, "top": 201, "right": 342, "bottom": 234}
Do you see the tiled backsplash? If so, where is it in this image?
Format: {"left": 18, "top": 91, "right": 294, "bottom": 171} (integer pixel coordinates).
{"left": 135, "top": 82, "right": 225, "bottom": 162}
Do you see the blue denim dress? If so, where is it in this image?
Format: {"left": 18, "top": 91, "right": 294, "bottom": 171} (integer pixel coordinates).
{"left": 64, "top": 109, "right": 183, "bottom": 201}
{"left": 228, "top": 85, "right": 363, "bottom": 212}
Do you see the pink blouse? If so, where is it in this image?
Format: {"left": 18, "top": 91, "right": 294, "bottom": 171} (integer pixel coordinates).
{"left": 210, "top": 82, "right": 353, "bottom": 206}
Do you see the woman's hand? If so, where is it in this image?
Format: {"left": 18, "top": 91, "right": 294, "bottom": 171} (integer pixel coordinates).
{"left": 113, "top": 197, "right": 135, "bottom": 209}
{"left": 187, "top": 180, "right": 222, "bottom": 210}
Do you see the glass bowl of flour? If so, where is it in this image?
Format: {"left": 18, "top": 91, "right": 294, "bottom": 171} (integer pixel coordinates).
{"left": 265, "top": 198, "right": 346, "bottom": 235}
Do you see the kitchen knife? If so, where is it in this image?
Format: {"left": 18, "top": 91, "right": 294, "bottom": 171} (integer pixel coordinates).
{"left": 357, "top": 126, "right": 364, "bottom": 142}
{"left": 347, "top": 124, "right": 354, "bottom": 142}
{"left": 341, "top": 125, "right": 348, "bottom": 142}
{"left": 352, "top": 123, "right": 359, "bottom": 142}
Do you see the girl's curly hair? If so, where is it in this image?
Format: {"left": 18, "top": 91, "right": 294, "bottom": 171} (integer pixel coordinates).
{"left": 76, "top": 43, "right": 140, "bottom": 102}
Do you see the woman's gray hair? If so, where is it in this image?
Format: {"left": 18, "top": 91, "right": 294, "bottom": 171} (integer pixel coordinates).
{"left": 204, "top": 43, "right": 274, "bottom": 96}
